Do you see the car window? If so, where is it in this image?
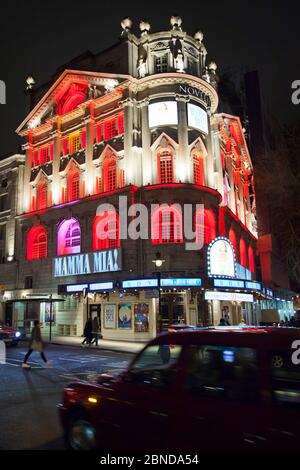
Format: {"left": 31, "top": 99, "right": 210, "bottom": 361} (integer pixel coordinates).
{"left": 270, "top": 351, "right": 300, "bottom": 407}
{"left": 126, "top": 344, "right": 182, "bottom": 389}
{"left": 186, "top": 345, "right": 258, "bottom": 402}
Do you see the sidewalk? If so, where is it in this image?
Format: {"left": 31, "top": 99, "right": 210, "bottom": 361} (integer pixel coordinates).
{"left": 44, "top": 336, "right": 147, "bottom": 354}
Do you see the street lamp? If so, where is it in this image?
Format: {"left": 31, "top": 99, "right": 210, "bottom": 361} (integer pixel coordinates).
{"left": 152, "top": 252, "right": 165, "bottom": 333}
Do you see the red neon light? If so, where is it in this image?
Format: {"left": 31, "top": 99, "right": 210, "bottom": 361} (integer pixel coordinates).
{"left": 239, "top": 238, "right": 247, "bottom": 268}
{"left": 229, "top": 226, "right": 238, "bottom": 260}
{"left": 248, "top": 245, "right": 255, "bottom": 272}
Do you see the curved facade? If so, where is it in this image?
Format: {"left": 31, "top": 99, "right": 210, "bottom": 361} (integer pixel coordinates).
{"left": 11, "top": 18, "right": 263, "bottom": 340}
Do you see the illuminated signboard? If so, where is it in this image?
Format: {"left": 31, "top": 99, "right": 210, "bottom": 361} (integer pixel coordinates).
{"left": 208, "top": 237, "right": 236, "bottom": 278}
{"left": 66, "top": 283, "right": 88, "bottom": 293}
{"left": 122, "top": 279, "right": 158, "bottom": 289}
{"left": 89, "top": 282, "right": 114, "bottom": 291}
{"left": 53, "top": 249, "right": 122, "bottom": 277}
{"left": 148, "top": 101, "right": 178, "bottom": 127}
{"left": 161, "top": 278, "right": 202, "bottom": 287}
{"left": 263, "top": 287, "right": 273, "bottom": 297}
{"left": 205, "top": 291, "right": 254, "bottom": 302}
{"left": 236, "top": 263, "right": 252, "bottom": 281}
{"left": 245, "top": 281, "right": 261, "bottom": 291}
{"left": 187, "top": 103, "right": 208, "bottom": 134}
{"left": 214, "top": 279, "right": 244, "bottom": 289}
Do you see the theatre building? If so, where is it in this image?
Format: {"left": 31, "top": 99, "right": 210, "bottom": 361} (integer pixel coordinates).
{"left": 6, "top": 17, "right": 268, "bottom": 340}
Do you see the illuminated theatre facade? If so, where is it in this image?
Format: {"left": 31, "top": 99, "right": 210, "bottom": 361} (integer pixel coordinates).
{"left": 12, "top": 17, "right": 263, "bottom": 339}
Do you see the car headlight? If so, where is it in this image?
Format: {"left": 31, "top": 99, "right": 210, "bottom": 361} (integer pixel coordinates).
{"left": 15, "top": 332, "right": 21, "bottom": 338}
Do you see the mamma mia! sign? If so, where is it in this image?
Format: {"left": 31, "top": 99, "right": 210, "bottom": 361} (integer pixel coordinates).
{"left": 53, "top": 249, "right": 122, "bottom": 277}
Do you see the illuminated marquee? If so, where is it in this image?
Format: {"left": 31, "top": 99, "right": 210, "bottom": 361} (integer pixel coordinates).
{"left": 208, "top": 237, "right": 236, "bottom": 278}
{"left": 53, "top": 249, "right": 122, "bottom": 277}
{"left": 187, "top": 103, "right": 208, "bottom": 134}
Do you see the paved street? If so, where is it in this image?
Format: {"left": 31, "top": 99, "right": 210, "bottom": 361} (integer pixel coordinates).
{"left": 0, "top": 342, "right": 133, "bottom": 450}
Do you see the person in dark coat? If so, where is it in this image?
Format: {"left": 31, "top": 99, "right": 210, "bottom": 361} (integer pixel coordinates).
{"left": 22, "top": 320, "right": 48, "bottom": 368}
{"left": 90, "top": 317, "right": 101, "bottom": 346}
{"left": 82, "top": 317, "right": 93, "bottom": 345}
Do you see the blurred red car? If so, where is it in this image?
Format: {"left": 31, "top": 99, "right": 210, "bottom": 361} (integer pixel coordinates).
{"left": 0, "top": 324, "right": 21, "bottom": 346}
{"left": 58, "top": 327, "right": 300, "bottom": 450}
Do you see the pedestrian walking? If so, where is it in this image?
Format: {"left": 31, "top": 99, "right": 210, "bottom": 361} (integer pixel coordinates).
{"left": 90, "top": 316, "right": 101, "bottom": 346}
{"left": 22, "top": 320, "right": 48, "bottom": 368}
{"left": 82, "top": 317, "right": 93, "bottom": 346}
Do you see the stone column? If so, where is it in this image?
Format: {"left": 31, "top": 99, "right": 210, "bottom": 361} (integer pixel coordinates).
{"left": 121, "top": 98, "right": 134, "bottom": 185}
{"left": 176, "top": 95, "right": 190, "bottom": 183}
{"left": 51, "top": 125, "right": 62, "bottom": 205}
{"left": 83, "top": 110, "right": 95, "bottom": 196}
{"left": 140, "top": 98, "right": 152, "bottom": 185}
{"left": 22, "top": 143, "right": 32, "bottom": 213}
{"left": 211, "top": 121, "right": 224, "bottom": 197}
{"left": 205, "top": 112, "right": 216, "bottom": 189}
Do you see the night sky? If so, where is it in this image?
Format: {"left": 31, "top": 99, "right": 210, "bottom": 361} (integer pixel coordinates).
{"left": 0, "top": 0, "right": 299, "bottom": 156}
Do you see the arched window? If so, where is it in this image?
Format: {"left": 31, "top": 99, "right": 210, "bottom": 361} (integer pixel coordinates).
{"left": 152, "top": 205, "right": 183, "bottom": 244}
{"left": 193, "top": 153, "right": 205, "bottom": 186}
{"left": 57, "top": 218, "right": 81, "bottom": 256}
{"left": 229, "top": 227, "right": 238, "bottom": 260}
{"left": 103, "top": 157, "right": 117, "bottom": 192}
{"left": 93, "top": 210, "right": 120, "bottom": 250}
{"left": 67, "top": 169, "right": 80, "bottom": 201}
{"left": 37, "top": 181, "right": 47, "bottom": 210}
{"left": 27, "top": 226, "right": 47, "bottom": 260}
{"left": 157, "top": 149, "right": 174, "bottom": 184}
{"left": 195, "top": 208, "right": 216, "bottom": 245}
{"left": 239, "top": 238, "right": 247, "bottom": 268}
{"left": 248, "top": 245, "right": 255, "bottom": 272}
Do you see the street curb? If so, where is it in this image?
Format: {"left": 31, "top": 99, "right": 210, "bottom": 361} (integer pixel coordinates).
{"left": 20, "top": 339, "right": 145, "bottom": 355}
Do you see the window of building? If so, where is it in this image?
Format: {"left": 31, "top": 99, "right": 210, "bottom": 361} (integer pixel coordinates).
{"left": 193, "top": 153, "right": 205, "bottom": 186}
{"left": 239, "top": 238, "right": 247, "bottom": 268}
{"left": 68, "top": 132, "right": 80, "bottom": 153}
{"left": 0, "top": 194, "right": 8, "bottom": 212}
{"left": 27, "top": 226, "right": 47, "bottom": 260}
{"left": 152, "top": 205, "right": 183, "bottom": 244}
{"left": 24, "top": 276, "right": 33, "bottom": 289}
{"left": 186, "top": 344, "right": 257, "bottom": 402}
{"left": 195, "top": 208, "right": 216, "bottom": 245}
{"left": 40, "top": 146, "right": 49, "bottom": 165}
{"left": 93, "top": 210, "right": 120, "bottom": 250}
{"left": 155, "top": 55, "right": 168, "bottom": 73}
{"left": 103, "top": 157, "right": 117, "bottom": 192}
{"left": 104, "top": 118, "right": 117, "bottom": 140}
{"left": 67, "top": 170, "right": 80, "bottom": 201}
{"left": 158, "top": 150, "right": 174, "bottom": 184}
{"left": 57, "top": 218, "right": 81, "bottom": 256}
{"left": 37, "top": 181, "right": 47, "bottom": 210}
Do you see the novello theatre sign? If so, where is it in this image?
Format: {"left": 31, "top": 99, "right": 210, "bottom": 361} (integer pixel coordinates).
{"left": 53, "top": 249, "right": 122, "bottom": 277}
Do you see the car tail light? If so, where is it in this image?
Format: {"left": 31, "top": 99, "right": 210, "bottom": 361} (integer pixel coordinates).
{"left": 63, "top": 388, "right": 79, "bottom": 404}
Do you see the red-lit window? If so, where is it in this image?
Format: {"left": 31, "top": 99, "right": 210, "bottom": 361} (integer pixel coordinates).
{"left": 33, "top": 150, "right": 39, "bottom": 167}
{"left": 152, "top": 205, "right": 183, "bottom": 244}
{"left": 118, "top": 113, "right": 124, "bottom": 134}
{"left": 49, "top": 143, "right": 54, "bottom": 161}
{"left": 195, "top": 208, "right": 216, "bottom": 245}
{"left": 158, "top": 150, "right": 174, "bottom": 184}
{"left": 93, "top": 210, "right": 120, "bottom": 250}
{"left": 80, "top": 129, "right": 86, "bottom": 149}
{"left": 229, "top": 227, "right": 238, "bottom": 259}
{"left": 63, "top": 137, "right": 69, "bottom": 155}
{"left": 27, "top": 226, "right": 47, "bottom": 260}
{"left": 103, "top": 157, "right": 117, "bottom": 192}
{"left": 104, "top": 118, "right": 117, "bottom": 140}
{"left": 95, "top": 176, "right": 102, "bottom": 194}
{"left": 68, "top": 170, "right": 80, "bottom": 201}
{"left": 96, "top": 122, "right": 103, "bottom": 143}
{"left": 193, "top": 153, "right": 205, "bottom": 186}
{"left": 37, "top": 181, "right": 47, "bottom": 210}
{"left": 248, "top": 245, "right": 255, "bottom": 272}
{"left": 57, "top": 218, "right": 81, "bottom": 256}
{"left": 239, "top": 238, "right": 247, "bottom": 268}
{"left": 40, "top": 146, "right": 49, "bottom": 164}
